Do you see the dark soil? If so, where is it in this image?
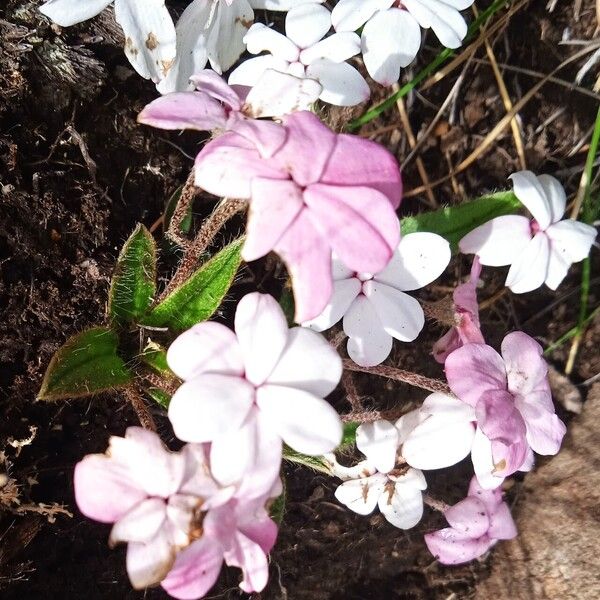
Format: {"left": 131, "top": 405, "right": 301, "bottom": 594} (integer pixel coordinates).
{"left": 0, "top": 1, "right": 598, "bottom": 599}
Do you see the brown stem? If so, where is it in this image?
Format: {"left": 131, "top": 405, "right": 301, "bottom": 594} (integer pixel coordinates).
{"left": 421, "top": 297, "right": 456, "bottom": 326}
{"left": 342, "top": 371, "right": 363, "bottom": 413}
{"left": 123, "top": 386, "right": 157, "bottom": 431}
{"left": 142, "top": 372, "right": 180, "bottom": 396}
{"left": 158, "top": 198, "right": 246, "bottom": 302}
{"left": 341, "top": 408, "right": 407, "bottom": 423}
{"left": 166, "top": 169, "right": 198, "bottom": 249}
{"left": 342, "top": 360, "right": 453, "bottom": 395}
{"left": 423, "top": 494, "right": 451, "bottom": 513}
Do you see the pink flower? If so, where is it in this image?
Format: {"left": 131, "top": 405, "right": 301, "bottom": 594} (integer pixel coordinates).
{"left": 432, "top": 256, "right": 485, "bottom": 363}
{"left": 424, "top": 476, "right": 517, "bottom": 565}
{"left": 167, "top": 292, "right": 343, "bottom": 496}
{"left": 444, "top": 332, "right": 566, "bottom": 488}
{"left": 74, "top": 428, "right": 232, "bottom": 590}
{"left": 193, "top": 111, "right": 402, "bottom": 322}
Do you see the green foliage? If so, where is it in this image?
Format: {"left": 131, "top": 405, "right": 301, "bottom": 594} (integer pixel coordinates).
{"left": 140, "top": 343, "right": 174, "bottom": 377}
{"left": 141, "top": 239, "right": 243, "bottom": 332}
{"left": 38, "top": 327, "right": 132, "bottom": 400}
{"left": 400, "top": 191, "right": 523, "bottom": 250}
{"left": 269, "top": 479, "right": 287, "bottom": 525}
{"left": 146, "top": 387, "right": 171, "bottom": 409}
{"left": 282, "top": 446, "right": 333, "bottom": 475}
{"left": 108, "top": 224, "right": 157, "bottom": 326}
{"left": 340, "top": 422, "right": 359, "bottom": 449}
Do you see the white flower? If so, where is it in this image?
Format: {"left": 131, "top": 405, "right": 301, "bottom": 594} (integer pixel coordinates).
{"left": 228, "top": 4, "right": 370, "bottom": 108}
{"left": 460, "top": 171, "right": 597, "bottom": 294}
{"left": 40, "top": 0, "right": 176, "bottom": 84}
{"left": 333, "top": 420, "right": 427, "bottom": 529}
{"left": 304, "top": 232, "right": 451, "bottom": 367}
{"left": 158, "top": 0, "right": 325, "bottom": 94}
{"left": 331, "top": 0, "right": 475, "bottom": 86}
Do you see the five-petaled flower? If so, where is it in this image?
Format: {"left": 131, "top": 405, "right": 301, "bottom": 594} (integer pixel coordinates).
{"left": 167, "top": 292, "right": 343, "bottom": 496}
{"left": 424, "top": 475, "right": 517, "bottom": 565}
{"left": 193, "top": 110, "right": 402, "bottom": 322}
{"left": 460, "top": 171, "right": 597, "bottom": 294}
{"left": 304, "top": 232, "right": 450, "bottom": 366}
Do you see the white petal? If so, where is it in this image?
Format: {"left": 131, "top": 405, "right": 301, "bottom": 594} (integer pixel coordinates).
{"left": 459, "top": 215, "right": 532, "bottom": 266}
{"left": 114, "top": 0, "right": 176, "bottom": 83}
{"left": 167, "top": 322, "right": 244, "bottom": 380}
{"left": 546, "top": 219, "right": 597, "bottom": 263}
{"left": 334, "top": 473, "right": 387, "bottom": 515}
{"left": 251, "top": 0, "right": 325, "bottom": 8}
{"left": 244, "top": 23, "right": 299, "bottom": 61}
{"left": 285, "top": 3, "right": 331, "bottom": 49}
{"left": 537, "top": 174, "right": 566, "bottom": 223}
{"left": 508, "top": 170, "right": 553, "bottom": 230}
{"left": 375, "top": 232, "right": 450, "bottom": 291}
{"left": 364, "top": 281, "right": 425, "bottom": 342}
{"left": 471, "top": 427, "right": 504, "bottom": 490}
{"left": 331, "top": 0, "right": 394, "bottom": 32}
{"left": 505, "top": 232, "right": 550, "bottom": 294}
{"left": 244, "top": 69, "right": 321, "bottom": 117}
{"left": 378, "top": 479, "right": 424, "bottom": 529}
{"left": 362, "top": 9, "right": 421, "bottom": 86}
{"left": 235, "top": 293, "right": 289, "bottom": 386}
{"left": 403, "top": 0, "right": 468, "bottom": 49}
{"left": 303, "top": 277, "right": 361, "bottom": 332}
{"left": 257, "top": 384, "right": 342, "bottom": 454}
{"left": 168, "top": 374, "right": 255, "bottom": 443}
{"left": 323, "top": 454, "right": 378, "bottom": 480}
{"left": 306, "top": 59, "right": 370, "bottom": 106}
{"left": 343, "top": 295, "right": 393, "bottom": 366}
{"left": 266, "top": 328, "right": 342, "bottom": 397}
{"left": 110, "top": 498, "right": 166, "bottom": 546}
{"left": 229, "top": 55, "right": 290, "bottom": 87}
{"left": 39, "top": 0, "right": 111, "bottom": 26}
{"left": 389, "top": 466, "right": 427, "bottom": 490}
{"left": 420, "top": 392, "right": 477, "bottom": 423}
{"left": 209, "top": 0, "right": 254, "bottom": 72}
{"left": 126, "top": 529, "right": 175, "bottom": 589}
{"left": 300, "top": 31, "right": 361, "bottom": 65}
{"left": 395, "top": 408, "right": 426, "bottom": 444}
{"left": 356, "top": 420, "right": 399, "bottom": 473}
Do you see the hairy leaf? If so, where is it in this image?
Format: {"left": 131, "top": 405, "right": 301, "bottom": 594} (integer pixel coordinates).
{"left": 38, "top": 327, "right": 132, "bottom": 400}
{"left": 142, "top": 239, "right": 243, "bottom": 331}
{"left": 108, "top": 224, "right": 156, "bottom": 325}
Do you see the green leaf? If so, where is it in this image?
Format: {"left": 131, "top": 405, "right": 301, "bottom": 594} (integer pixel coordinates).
{"left": 269, "top": 478, "right": 286, "bottom": 525}
{"left": 165, "top": 186, "right": 193, "bottom": 236}
{"left": 282, "top": 446, "right": 333, "bottom": 475}
{"left": 340, "top": 422, "right": 359, "bottom": 449}
{"left": 142, "top": 239, "right": 243, "bottom": 331}
{"left": 140, "top": 342, "right": 174, "bottom": 377}
{"left": 279, "top": 287, "right": 295, "bottom": 326}
{"left": 108, "top": 224, "right": 157, "bottom": 325}
{"left": 146, "top": 387, "right": 171, "bottom": 409}
{"left": 400, "top": 190, "right": 522, "bottom": 250}
{"left": 38, "top": 327, "right": 133, "bottom": 400}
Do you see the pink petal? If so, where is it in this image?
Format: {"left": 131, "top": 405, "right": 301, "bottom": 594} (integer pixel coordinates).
{"left": 304, "top": 184, "right": 395, "bottom": 273}
{"left": 167, "top": 322, "right": 244, "bottom": 381}
{"left": 168, "top": 374, "right": 255, "bottom": 443}
{"left": 110, "top": 498, "right": 167, "bottom": 545}
{"left": 276, "top": 111, "right": 336, "bottom": 186}
{"left": 224, "top": 531, "right": 270, "bottom": 593}
{"left": 274, "top": 209, "right": 333, "bottom": 323}
{"left": 487, "top": 501, "right": 517, "bottom": 540}
{"left": 243, "top": 178, "right": 304, "bottom": 262}
{"left": 226, "top": 113, "right": 288, "bottom": 158}
{"left": 234, "top": 292, "right": 289, "bottom": 386}
{"left": 444, "top": 497, "right": 490, "bottom": 538}
{"left": 467, "top": 475, "right": 503, "bottom": 511}
{"left": 236, "top": 504, "right": 278, "bottom": 555}
{"left": 445, "top": 343, "right": 507, "bottom": 408}
{"left": 161, "top": 537, "right": 224, "bottom": 600}
{"left": 194, "top": 132, "right": 287, "bottom": 199}
{"left": 432, "top": 327, "right": 462, "bottom": 364}
{"left": 425, "top": 528, "right": 494, "bottom": 565}
{"left": 137, "top": 92, "right": 227, "bottom": 131}
{"left": 516, "top": 401, "right": 566, "bottom": 456}
{"left": 74, "top": 455, "right": 146, "bottom": 524}
{"left": 190, "top": 69, "right": 242, "bottom": 110}
{"left": 320, "top": 133, "right": 402, "bottom": 209}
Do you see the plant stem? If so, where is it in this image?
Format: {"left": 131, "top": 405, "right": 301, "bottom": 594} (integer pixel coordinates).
{"left": 343, "top": 360, "right": 453, "bottom": 395}
{"left": 123, "top": 385, "right": 156, "bottom": 431}
{"left": 158, "top": 198, "right": 246, "bottom": 302}
{"left": 167, "top": 170, "right": 198, "bottom": 248}
{"left": 423, "top": 494, "right": 450, "bottom": 513}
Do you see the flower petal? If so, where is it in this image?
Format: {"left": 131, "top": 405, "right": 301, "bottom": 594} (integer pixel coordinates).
{"left": 376, "top": 232, "right": 451, "bottom": 291}
{"left": 127, "top": 528, "right": 176, "bottom": 589}
{"left": 300, "top": 32, "right": 361, "bottom": 65}
{"left": 209, "top": 0, "right": 254, "bottom": 73}
{"left": 235, "top": 292, "right": 289, "bottom": 386}
{"left": 546, "top": 219, "right": 597, "bottom": 263}
{"left": 508, "top": 170, "right": 553, "bottom": 229}
{"left": 458, "top": 215, "right": 532, "bottom": 266}
{"left": 266, "top": 327, "right": 343, "bottom": 397}
{"left": 302, "top": 276, "right": 361, "bottom": 332}
{"left": 505, "top": 232, "right": 550, "bottom": 294}
{"left": 306, "top": 59, "right": 371, "bottom": 106}
{"left": 334, "top": 473, "right": 387, "bottom": 515}
{"left": 332, "top": 0, "right": 394, "bottom": 32}
{"left": 471, "top": 427, "right": 504, "bottom": 489}
{"left": 537, "top": 174, "right": 566, "bottom": 223}
{"left": 403, "top": 0, "right": 468, "bottom": 48}
{"left": 364, "top": 280, "right": 425, "bottom": 342}
{"left": 244, "top": 23, "right": 299, "bottom": 61}
{"left": 487, "top": 501, "right": 517, "bottom": 540}
{"left": 424, "top": 528, "right": 493, "bottom": 565}
{"left": 445, "top": 343, "right": 507, "bottom": 408}
{"left": 443, "top": 497, "right": 489, "bottom": 537}
{"left": 356, "top": 420, "right": 399, "bottom": 473}
{"left": 190, "top": 69, "right": 242, "bottom": 109}
{"left": 224, "top": 531, "right": 271, "bottom": 593}
{"left": 362, "top": 9, "right": 421, "bottom": 85}
{"left": 285, "top": 3, "right": 331, "bottom": 49}
{"left": 229, "top": 55, "right": 291, "bottom": 88}
{"left": 256, "top": 384, "right": 343, "bottom": 454}
{"left": 39, "top": 0, "right": 111, "bottom": 26}
{"left": 378, "top": 478, "right": 424, "bottom": 529}
{"left": 501, "top": 331, "right": 548, "bottom": 399}
{"left": 516, "top": 401, "right": 566, "bottom": 456}
{"left": 110, "top": 498, "right": 166, "bottom": 546}
{"left": 168, "top": 374, "right": 255, "bottom": 443}
{"left": 167, "top": 322, "right": 244, "bottom": 381}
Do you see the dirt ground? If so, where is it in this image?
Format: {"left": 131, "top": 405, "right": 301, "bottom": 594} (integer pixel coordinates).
{"left": 0, "top": 1, "right": 598, "bottom": 598}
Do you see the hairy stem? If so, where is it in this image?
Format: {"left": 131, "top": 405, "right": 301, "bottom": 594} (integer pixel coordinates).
{"left": 423, "top": 494, "right": 451, "bottom": 513}
{"left": 167, "top": 170, "right": 198, "bottom": 248}
{"left": 123, "top": 386, "right": 157, "bottom": 431}
{"left": 342, "top": 360, "right": 453, "bottom": 395}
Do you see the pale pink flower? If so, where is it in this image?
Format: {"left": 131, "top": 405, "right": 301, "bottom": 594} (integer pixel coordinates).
{"left": 167, "top": 292, "right": 343, "bottom": 495}
{"left": 193, "top": 111, "right": 402, "bottom": 322}
{"left": 425, "top": 476, "right": 517, "bottom": 565}
{"left": 443, "top": 332, "right": 566, "bottom": 488}
{"left": 74, "top": 428, "right": 232, "bottom": 590}
{"left": 460, "top": 171, "right": 597, "bottom": 293}
{"left": 432, "top": 256, "right": 485, "bottom": 363}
